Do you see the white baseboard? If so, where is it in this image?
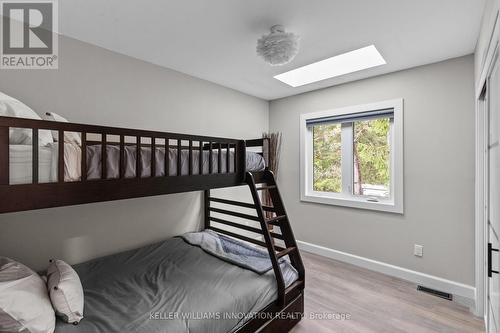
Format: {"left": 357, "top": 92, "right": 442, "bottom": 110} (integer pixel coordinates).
{"left": 297, "top": 240, "right": 476, "bottom": 309}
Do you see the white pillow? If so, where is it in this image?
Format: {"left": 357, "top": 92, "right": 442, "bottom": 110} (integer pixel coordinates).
{"left": 0, "top": 257, "right": 55, "bottom": 333}
{"left": 0, "top": 92, "right": 53, "bottom": 146}
{"left": 47, "top": 259, "right": 84, "bottom": 324}
{"left": 43, "top": 112, "right": 81, "bottom": 146}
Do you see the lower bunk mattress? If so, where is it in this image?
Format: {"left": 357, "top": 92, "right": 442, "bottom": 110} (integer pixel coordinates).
{"left": 54, "top": 236, "right": 297, "bottom": 333}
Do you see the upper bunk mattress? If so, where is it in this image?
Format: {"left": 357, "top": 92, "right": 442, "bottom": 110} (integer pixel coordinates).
{"left": 54, "top": 237, "right": 297, "bottom": 333}
{"left": 9, "top": 144, "right": 265, "bottom": 184}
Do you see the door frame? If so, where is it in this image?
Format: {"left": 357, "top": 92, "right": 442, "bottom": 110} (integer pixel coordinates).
{"left": 476, "top": 10, "right": 500, "bottom": 320}
{"left": 476, "top": 85, "right": 488, "bottom": 319}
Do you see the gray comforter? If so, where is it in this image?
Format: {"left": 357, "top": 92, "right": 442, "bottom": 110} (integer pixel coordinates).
{"left": 86, "top": 145, "right": 265, "bottom": 180}
{"left": 181, "top": 230, "right": 295, "bottom": 275}
{"left": 55, "top": 237, "right": 298, "bottom": 333}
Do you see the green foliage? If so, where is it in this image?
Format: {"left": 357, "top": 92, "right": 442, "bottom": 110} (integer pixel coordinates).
{"left": 353, "top": 118, "right": 390, "bottom": 188}
{"left": 312, "top": 118, "right": 390, "bottom": 194}
{"left": 313, "top": 124, "right": 342, "bottom": 192}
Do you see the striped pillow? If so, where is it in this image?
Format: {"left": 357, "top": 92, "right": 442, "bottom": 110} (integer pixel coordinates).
{"left": 0, "top": 257, "right": 55, "bottom": 333}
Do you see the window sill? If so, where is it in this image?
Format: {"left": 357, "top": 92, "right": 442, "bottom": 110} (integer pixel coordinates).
{"left": 301, "top": 192, "right": 403, "bottom": 214}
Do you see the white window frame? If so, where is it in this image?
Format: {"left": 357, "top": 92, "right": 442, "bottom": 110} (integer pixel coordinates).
{"left": 300, "top": 98, "right": 404, "bottom": 214}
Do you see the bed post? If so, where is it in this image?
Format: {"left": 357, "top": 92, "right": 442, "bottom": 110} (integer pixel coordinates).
{"left": 0, "top": 126, "right": 8, "bottom": 185}
{"left": 204, "top": 189, "right": 210, "bottom": 230}
{"left": 237, "top": 140, "right": 247, "bottom": 183}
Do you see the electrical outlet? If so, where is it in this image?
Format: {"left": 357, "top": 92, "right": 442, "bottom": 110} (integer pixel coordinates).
{"left": 414, "top": 244, "right": 423, "bottom": 257}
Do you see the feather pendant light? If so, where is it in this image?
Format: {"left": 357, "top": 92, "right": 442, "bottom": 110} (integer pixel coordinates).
{"left": 256, "top": 25, "right": 299, "bottom": 66}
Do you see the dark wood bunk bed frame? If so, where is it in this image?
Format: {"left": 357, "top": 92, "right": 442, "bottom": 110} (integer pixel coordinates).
{"left": 0, "top": 116, "right": 305, "bottom": 333}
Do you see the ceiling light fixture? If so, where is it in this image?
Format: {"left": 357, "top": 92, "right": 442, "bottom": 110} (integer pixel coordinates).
{"left": 274, "top": 45, "right": 386, "bottom": 87}
{"left": 257, "top": 25, "right": 299, "bottom": 66}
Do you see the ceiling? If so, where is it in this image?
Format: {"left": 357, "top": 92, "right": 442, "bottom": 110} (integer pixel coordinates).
{"left": 59, "top": 0, "right": 485, "bottom": 100}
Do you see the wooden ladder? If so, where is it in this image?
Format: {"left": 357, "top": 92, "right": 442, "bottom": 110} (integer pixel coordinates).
{"left": 204, "top": 170, "right": 305, "bottom": 306}
{"left": 245, "top": 170, "right": 305, "bottom": 305}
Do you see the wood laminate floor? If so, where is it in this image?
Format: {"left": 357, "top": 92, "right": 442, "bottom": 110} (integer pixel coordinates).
{"left": 290, "top": 252, "right": 484, "bottom": 333}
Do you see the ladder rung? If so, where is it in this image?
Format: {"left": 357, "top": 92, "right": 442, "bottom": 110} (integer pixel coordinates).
{"left": 262, "top": 205, "right": 275, "bottom": 212}
{"left": 269, "top": 231, "right": 284, "bottom": 240}
{"left": 249, "top": 170, "right": 266, "bottom": 183}
{"left": 256, "top": 185, "right": 276, "bottom": 191}
{"left": 285, "top": 280, "right": 304, "bottom": 294}
{"left": 266, "top": 215, "right": 286, "bottom": 225}
{"left": 277, "top": 247, "right": 296, "bottom": 259}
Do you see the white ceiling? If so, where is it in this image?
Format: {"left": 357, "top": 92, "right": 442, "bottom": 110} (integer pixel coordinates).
{"left": 59, "top": 0, "right": 485, "bottom": 100}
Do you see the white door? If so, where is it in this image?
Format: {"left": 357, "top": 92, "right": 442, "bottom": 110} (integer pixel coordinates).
{"left": 488, "top": 50, "right": 500, "bottom": 333}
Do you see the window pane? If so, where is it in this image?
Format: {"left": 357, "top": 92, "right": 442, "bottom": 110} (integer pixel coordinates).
{"left": 353, "top": 118, "right": 391, "bottom": 198}
{"left": 313, "top": 123, "right": 342, "bottom": 193}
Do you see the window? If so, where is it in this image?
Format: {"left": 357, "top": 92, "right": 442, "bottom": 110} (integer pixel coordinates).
{"left": 300, "top": 99, "right": 403, "bottom": 213}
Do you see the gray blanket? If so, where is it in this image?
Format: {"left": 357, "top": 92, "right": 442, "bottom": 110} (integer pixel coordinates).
{"left": 86, "top": 145, "right": 265, "bottom": 180}
{"left": 54, "top": 237, "right": 298, "bottom": 333}
{"left": 181, "top": 230, "right": 293, "bottom": 275}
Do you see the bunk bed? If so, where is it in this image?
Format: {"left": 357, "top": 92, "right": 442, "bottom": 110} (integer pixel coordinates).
{"left": 0, "top": 116, "right": 305, "bottom": 333}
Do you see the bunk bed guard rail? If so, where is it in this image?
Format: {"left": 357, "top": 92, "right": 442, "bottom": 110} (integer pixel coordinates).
{"left": 0, "top": 116, "right": 260, "bottom": 213}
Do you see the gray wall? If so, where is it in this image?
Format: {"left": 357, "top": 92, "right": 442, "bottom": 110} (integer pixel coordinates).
{"left": 269, "top": 55, "right": 475, "bottom": 285}
{"left": 0, "top": 36, "right": 268, "bottom": 271}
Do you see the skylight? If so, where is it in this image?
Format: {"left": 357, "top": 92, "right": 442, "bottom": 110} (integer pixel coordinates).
{"left": 274, "top": 45, "right": 386, "bottom": 87}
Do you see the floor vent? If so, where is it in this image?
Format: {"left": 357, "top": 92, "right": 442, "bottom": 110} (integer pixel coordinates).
{"left": 417, "top": 286, "right": 452, "bottom": 301}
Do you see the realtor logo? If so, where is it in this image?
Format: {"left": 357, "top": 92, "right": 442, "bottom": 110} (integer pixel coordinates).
{"left": 1, "top": 0, "right": 58, "bottom": 69}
